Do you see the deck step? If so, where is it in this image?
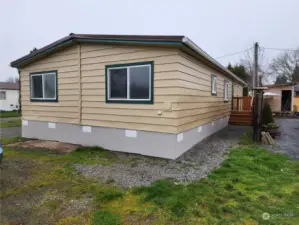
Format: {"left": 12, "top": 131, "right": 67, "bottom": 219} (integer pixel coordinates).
{"left": 229, "top": 110, "right": 252, "bottom": 126}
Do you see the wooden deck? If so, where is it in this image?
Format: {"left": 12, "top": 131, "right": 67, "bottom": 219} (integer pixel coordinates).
{"left": 229, "top": 97, "right": 253, "bottom": 126}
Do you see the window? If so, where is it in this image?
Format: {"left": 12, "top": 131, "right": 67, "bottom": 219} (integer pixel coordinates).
{"left": 211, "top": 74, "right": 217, "bottom": 95}
{"left": 106, "top": 62, "right": 153, "bottom": 104}
{"left": 0, "top": 91, "right": 6, "bottom": 100}
{"left": 224, "top": 81, "right": 229, "bottom": 102}
{"left": 295, "top": 91, "right": 299, "bottom": 97}
{"left": 30, "top": 71, "right": 57, "bottom": 102}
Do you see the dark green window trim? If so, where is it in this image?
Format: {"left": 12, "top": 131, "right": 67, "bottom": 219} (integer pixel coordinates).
{"left": 105, "top": 61, "right": 154, "bottom": 104}
{"left": 231, "top": 81, "right": 235, "bottom": 109}
{"left": 211, "top": 74, "right": 217, "bottom": 96}
{"left": 29, "top": 70, "right": 58, "bottom": 102}
{"left": 224, "top": 80, "right": 229, "bottom": 103}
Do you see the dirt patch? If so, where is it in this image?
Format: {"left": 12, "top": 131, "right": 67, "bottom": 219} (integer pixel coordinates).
{"left": 7, "top": 140, "right": 79, "bottom": 153}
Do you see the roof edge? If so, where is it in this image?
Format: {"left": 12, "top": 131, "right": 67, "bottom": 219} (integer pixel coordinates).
{"left": 10, "top": 34, "right": 247, "bottom": 86}
{"left": 182, "top": 37, "right": 247, "bottom": 86}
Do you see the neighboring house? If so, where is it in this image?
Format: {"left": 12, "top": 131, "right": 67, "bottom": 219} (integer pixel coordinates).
{"left": 0, "top": 82, "right": 19, "bottom": 111}
{"left": 11, "top": 34, "right": 246, "bottom": 159}
{"left": 264, "top": 83, "right": 299, "bottom": 112}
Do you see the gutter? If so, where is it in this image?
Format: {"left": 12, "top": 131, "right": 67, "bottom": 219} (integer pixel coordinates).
{"left": 182, "top": 37, "right": 247, "bottom": 86}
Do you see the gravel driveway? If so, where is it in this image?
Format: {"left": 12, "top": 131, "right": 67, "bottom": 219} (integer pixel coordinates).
{"left": 76, "top": 125, "right": 248, "bottom": 188}
{"left": 0, "top": 117, "right": 21, "bottom": 137}
{"left": 268, "top": 119, "right": 299, "bottom": 160}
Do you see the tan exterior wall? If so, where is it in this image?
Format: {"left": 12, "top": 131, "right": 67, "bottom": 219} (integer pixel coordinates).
{"left": 20, "top": 45, "right": 80, "bottom": 124}
{"left": 80, "top": 43, "right": 181, "bottom": 133}
{"left": 19, "top": 43, "right": 242, "bottom": 134}
{"left": 175, "top": 51, "right": 233, "bottom": 133}
{"left": 294, "top": 97, "right": 299, "bottom": 111}
{"left": 264, "top": 86, "right": 294, "bottom": 112}
{"left": 20, "top": 44, "right": 183, "bottom": 133}
{"left": 234, "top": 83, "right": 243, "bottom": 97}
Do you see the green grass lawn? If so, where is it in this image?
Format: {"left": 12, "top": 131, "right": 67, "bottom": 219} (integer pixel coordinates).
{"left": 1, "top": 135, "right": 298, "bottom": 225}
{"left": 0, "top": 110, "right": 20, "bottom": 118}
{"left": 0, "top": 119, "right": 21, "bottom": 128}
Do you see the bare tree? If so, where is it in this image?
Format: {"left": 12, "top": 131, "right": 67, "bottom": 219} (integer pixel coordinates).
{"left": 6, "top": 76, "right": 19, "bottom": 83}
{"left": 240, "top": 48, "right": 270, "bottom": 87}
{"left": 269, "top": 48, "right": 299, "bottom": 82}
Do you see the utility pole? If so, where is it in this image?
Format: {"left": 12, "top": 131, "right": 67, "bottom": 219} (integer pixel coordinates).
{"left": 254, "top": 42, "right": 259, "bottom": 87}
{"left": 252, "top": 42, "right": 264, "bottom": 142}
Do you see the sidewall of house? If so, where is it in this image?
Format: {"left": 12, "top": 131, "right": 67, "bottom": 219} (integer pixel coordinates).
{"left": 19, "top": 43, "right": 240, "bottom": 159}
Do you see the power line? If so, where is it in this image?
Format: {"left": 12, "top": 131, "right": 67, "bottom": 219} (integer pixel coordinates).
{"left": 215, "top": 48, "right": 253, "bottom": 59}
{"left": 261, "top": 47, "right": 297, "bottom": 52}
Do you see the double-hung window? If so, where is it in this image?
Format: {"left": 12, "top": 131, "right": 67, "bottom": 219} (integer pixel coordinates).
{"left": 106, "top": 61, "right": 153, "bottom": 104}
{"left": 211, "top": 74, "right": 217, "bottom": 95}
{"left": 0, "top": 91, "right": 6, "bottom": 100}
{"left": 224, "top": 80, "right": 229, "bottom": 102}
{"left": 30, "top": 71, "right": 57, "bottom": 102}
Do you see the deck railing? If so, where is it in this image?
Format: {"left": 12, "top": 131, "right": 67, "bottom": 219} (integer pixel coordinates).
{"left": 233, "top": 96, "right": 252, "bottom": 111}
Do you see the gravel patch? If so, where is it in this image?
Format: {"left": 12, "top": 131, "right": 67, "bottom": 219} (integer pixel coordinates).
{"left": 8, "top": 140, "right": 78, "bottom": 153}
{"left": 267, "top": 119, "right": 299, "bottom": 160}
{"left": 75, "top": 125, "right": 248, "bottom": 188}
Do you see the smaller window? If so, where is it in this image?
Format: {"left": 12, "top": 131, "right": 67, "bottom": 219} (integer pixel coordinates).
{"left": 0, "top": 91, "right": 6, "bottom": 100}
{"left": 224, "top": 81, "right": 229, "bottom": 102}
{"left": 211, "top": 75, "right": 217, "bottom": 95}
{"left": 295, "top": 91, "right": 299, "bottom": 97}
{"left": 30, "top": 71, "right": 57, "bottom": 102}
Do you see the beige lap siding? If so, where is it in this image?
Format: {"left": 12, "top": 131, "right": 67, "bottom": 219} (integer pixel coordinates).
{"left": 80, "top": 43, "right": 182, "bottom": 133}
{"left": 234, "top": 83, "right": 243, "bottom": 97}
{"left": 20, "top": 45, "right": 80, "bottom": 124}
{"left": 175, "top": 52, "right": 232, "bottom": 133}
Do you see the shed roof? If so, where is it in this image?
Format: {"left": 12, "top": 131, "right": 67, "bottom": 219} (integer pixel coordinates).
{"left": 10, "top": 33, "right": 247, "bottom": 86}
{"left": 0, "top": 82, "right": 19, "bottom": 90}
{"left": 264, "top": 83, "right": 298, "bottom": 88}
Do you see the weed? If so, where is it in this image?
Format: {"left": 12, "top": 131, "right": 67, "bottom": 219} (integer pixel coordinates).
{"left": 91, "top": 210, "right": 121, "bottom": 225}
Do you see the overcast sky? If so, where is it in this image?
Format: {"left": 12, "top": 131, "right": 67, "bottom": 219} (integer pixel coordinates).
{"left": 1, "top": 0, "right": 298, "bottom": 82}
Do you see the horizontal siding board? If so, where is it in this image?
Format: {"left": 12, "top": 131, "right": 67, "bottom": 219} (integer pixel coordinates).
{"left": 21, "top": 100, "right": 79, "bottom": 107}
{"left": 81, "top": 119, "right": 177, "bottom": 133}
{"left": 81, "top": 47, "right": 148, "bottom": 60}
{"left": 22, "top": 111, "right": 78, "bottom": 118}
{"left": 81, "top": 114, "right": 177, "bottom": 126}
{"left": 81, "top": 101, "right": 169, "bottom": 110}
{"left": 177, "top": 112, "right": 230, "bottom": 133}
{"left": 22, "top": 115, "right": 79, "bottom": 124}
{"left": 82, "top": 107, "right": 176, "bottom": 118}
{"left": 22, "top": 106, "right": 78, "bottom": 112}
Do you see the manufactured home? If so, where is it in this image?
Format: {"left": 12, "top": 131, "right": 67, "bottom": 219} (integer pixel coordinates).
{"left": 0, "top": 82, "right": 19, "bottom": 111}
{"left": 11, "top": 34, "right": 246, "bottom": 159}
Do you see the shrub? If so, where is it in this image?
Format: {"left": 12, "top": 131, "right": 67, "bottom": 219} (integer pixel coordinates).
{"left": 262, "top": 103, "right": 274, "bottom": 125}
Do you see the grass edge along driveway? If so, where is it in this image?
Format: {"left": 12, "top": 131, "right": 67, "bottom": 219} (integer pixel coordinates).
{"left": 1, "top": 134, "right": 299, "bottom": 225}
